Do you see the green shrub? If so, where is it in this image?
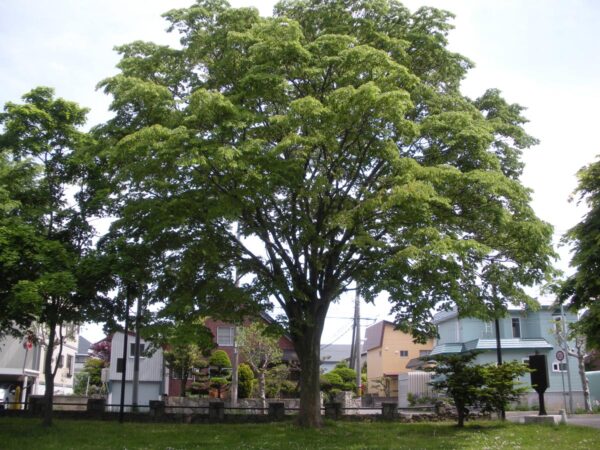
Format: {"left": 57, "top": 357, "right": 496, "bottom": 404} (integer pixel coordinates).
{"left": 238, "top": 363, "right": 254, "bottom": 399}
{"left": 209, "top": 350, "right": 232, "bottom": 374}
{"left": 322, "top": 372, "right": 344, "bottom": 390}
{"left": 280, "top": 380, "right": 298, "bottom": 398}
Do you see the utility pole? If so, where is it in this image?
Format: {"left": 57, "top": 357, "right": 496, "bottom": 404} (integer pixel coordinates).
{"left": 132, "top": 296, "right": 142, "bottom": 410}
{"left": 561, "top": 304, "right": 574, "bottom": 414}
{"left": 353, "top": 288, "right": 362, "bottom": 394}
{"left": 494, "top": 316, "right": 505, "bottom": 420}
{"left": 230, "top": 225, "right": 241, "bottom": 407}
{"left": 492, "top": 286, "right": 505, "bottom": 420}
{"left": 231, "top": 329, "right": 239, "bottom": 407}
{"left": 119, "top": 287, "right": 131, "bottom": 423}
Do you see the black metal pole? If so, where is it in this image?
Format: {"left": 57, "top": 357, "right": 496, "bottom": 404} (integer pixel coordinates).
{"left": 119, "top": 287, "right": 131, "bottom": 423}
{"left": 494, "top": 316, "right": 506, "bottom": 420}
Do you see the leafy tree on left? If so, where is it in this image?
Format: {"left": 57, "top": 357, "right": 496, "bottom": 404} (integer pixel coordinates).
{"left": 0, "top": 87, "right": 103, "bottom": 426}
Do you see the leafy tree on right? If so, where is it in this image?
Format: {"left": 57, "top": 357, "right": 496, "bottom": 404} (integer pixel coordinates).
{"left": 98, "top": 0, "right": 554, "bottom": 427}
{"left": 560, "top": 158, "right": 600, "bottom": 352}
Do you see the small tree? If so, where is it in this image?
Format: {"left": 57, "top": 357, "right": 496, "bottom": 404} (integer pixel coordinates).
{"left": 209, "top": 350, "right": 231, "bottom": 399}
{"left": 90, "top": 339, "right": 111, "bottom": 363}
{"left": 370, "top": 376, "right": 392, "bottom": 398}
{"left": 162, "top": 320, "right": 215, "bottom": 397}
{"left": 320, "top": 372, "right": 344, "bottom": 401}
{"left": 329, "top": 363, "right": 358, "bottom": 392}
{"left": 427, "top": 352, "right": 486, "bottom": 427}
{"left": 553, "top": 316, "right": 593, "bottom": 412}
{"left": 0, "top": 87, "right": 97, "bottom": 426}
{"left": 237, "top": 323, "right": 283, "bottom": 408}
{"left": 265, "top": 363, "right": 291, "bottom": 398}
{"left": 73, "top": 358, "right": 106, "bottom": 396}
{"left": 478, "top": 361, "right": 529, "bottom": 417}
{"left": 427, "top": 352, "right": 529, "bottom": 426}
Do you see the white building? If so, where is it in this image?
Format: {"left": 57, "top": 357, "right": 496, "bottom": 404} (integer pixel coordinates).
{"left": 0, "top": 325, "right": 79, "bottom": 405}
{"left": 107, "top": 332, "right": 168, "bottom": 409}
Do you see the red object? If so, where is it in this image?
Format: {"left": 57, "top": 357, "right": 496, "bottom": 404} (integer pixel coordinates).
{"left": 23, "top": 341, "right": 32, "bottom": 350}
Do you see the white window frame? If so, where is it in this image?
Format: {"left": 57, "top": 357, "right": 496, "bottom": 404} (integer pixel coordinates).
{"left": 552, "top": 361, "right": 567, "bottom": 372}
{"left": 129, "top": 342, "right": 146, "bottom": 359}
{"left": 483, "top": 322, "right": 493, "bottom": 337}
{"left": 511, "top": 318, "right": 521, "bottom": 338}
{"left": 216, "top": 327, "right": 235, "bottom": 346}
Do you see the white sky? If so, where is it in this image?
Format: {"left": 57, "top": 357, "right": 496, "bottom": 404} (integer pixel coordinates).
{"left": 1, "top": 0, "right": 599, "bottom": 345}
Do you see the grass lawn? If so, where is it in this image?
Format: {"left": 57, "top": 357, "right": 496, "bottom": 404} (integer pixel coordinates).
{"left": 1, "top": 417, "right": 599, "bottom": 449}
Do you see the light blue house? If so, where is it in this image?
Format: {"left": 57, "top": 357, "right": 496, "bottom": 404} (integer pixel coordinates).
{"left": 431, "top": 305, "right": 585, "bottom": 410}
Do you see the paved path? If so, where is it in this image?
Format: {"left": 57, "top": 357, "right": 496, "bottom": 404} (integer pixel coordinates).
{"left": 507, "top": 411, "right": 600, "bottom": 429}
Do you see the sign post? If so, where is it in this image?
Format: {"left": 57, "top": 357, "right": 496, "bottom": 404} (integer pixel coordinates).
{"left": 529, "top": 354, "right": 549, "bottom": 416}
{"left": 556, "top": 350, "right": 567, "bottom": 413}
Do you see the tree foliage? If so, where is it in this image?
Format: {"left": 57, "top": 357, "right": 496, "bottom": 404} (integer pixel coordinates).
{"left": 560, "top": 157, "right": 600, "bottom": 354}
{"left": 96, "top": 0, "right": 554, "bottom": 426}
{"left": 162, "top": 319, "right": 215, "bottom": 397}
{"left": 237, "top": 322, "right": 283, "bottom": 405}
{"left": 73, "top": 358, "right": 107, "bottom": 396}
{"left": 209, "top": 349, "right": 232, "bottom": 371}
{"left": 561, "top": 158, "right": 600, "bottom": 309}
{"left": 0, "top": 87, "right": 98, "bottom": 426}
{"left": 427, "top": 352, "right": 528, "bottom": 427}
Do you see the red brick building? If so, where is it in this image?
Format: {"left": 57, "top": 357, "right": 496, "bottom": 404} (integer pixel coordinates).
{"left": 168, "top": 313, "right": 297, "bottom": 397}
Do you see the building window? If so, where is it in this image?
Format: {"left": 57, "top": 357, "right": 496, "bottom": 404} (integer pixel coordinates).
{"left": 217, "top": 327, "right": 235, "bottom": 346}
{"left": 511, "top": 318, "right": 521, "bottom": 338}
{"left": 67, "top": 355, "right": 73, "bottom": 377}
{"left": 399, "top": 350, "right": 409, "bottom": 357}
{"left": 130, "top": 343, "right": 146, "bottom": 358}
{"left": 57, "top": 355, "right": 64, "bottom": 368}
{"left": 552, "top": 361, "right": 567, "bottom": 372}
{"left": 116, "top": 358, "right": 124, "bottom": 373}
{"left": 419, "top": 350, "right": 431, "bottom": 357}
{"left": 483, "top": 322, "right": 493, "bottom": 337}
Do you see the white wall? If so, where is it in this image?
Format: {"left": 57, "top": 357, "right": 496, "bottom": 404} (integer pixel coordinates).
{"left": 109, "top": 332, "right": 164, "bottom": 382}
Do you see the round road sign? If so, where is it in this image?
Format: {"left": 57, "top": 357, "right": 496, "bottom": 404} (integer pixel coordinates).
{"left": 556, "top": 350, "right": 565, "bottom": 361}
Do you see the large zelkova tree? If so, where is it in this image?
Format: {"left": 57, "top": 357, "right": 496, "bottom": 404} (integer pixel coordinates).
{"left": 0, "top": 87, "right": 101, "bottom": 426}
{"left": 97, "top": 0, "right": 554, "bottom": 426}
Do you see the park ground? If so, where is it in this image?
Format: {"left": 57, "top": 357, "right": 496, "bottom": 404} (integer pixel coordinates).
{"left": 1, "top": 418, "right": 600, "bottom": 449}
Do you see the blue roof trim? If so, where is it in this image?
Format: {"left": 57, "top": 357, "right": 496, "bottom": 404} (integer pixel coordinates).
{"left": 430, "top": 343, "right": 464, "bottom": 355}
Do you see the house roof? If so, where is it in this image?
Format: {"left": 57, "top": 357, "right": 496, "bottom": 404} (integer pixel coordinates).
{"left": 430, "top": 338, "right": 554, "bottom": 356}
{"left": 364, "top": 320, "right": 394, "bottom": 351}
{"left": 77, "top": 336, "right": 92, "bottom": 355}
{"left": 432, "top": 310, "right": 459, "bottom": 324}
{"left": 320, "top": 344, "right": 351, "bottom": 363}
{"left": 430, "top": 343, "right": 465, "bottom": 355}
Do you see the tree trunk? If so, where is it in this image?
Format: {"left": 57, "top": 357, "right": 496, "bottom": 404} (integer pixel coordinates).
{"left": 456, "top": 401, "right": 465, "bottom": 427}
{"left": 180, "top": 373, "right": 187, "bottom": 398}
{"left": 42, "top": 322, "right": 57, "bottom": 427}
{"left": 290, "top": 307, "right": 328, "bottom": 428}
{"left": 258, "top": 371, "right": 266, "bottom": 412}
{"left": 578, "top": 353, "right": 592, "bottom": 412}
